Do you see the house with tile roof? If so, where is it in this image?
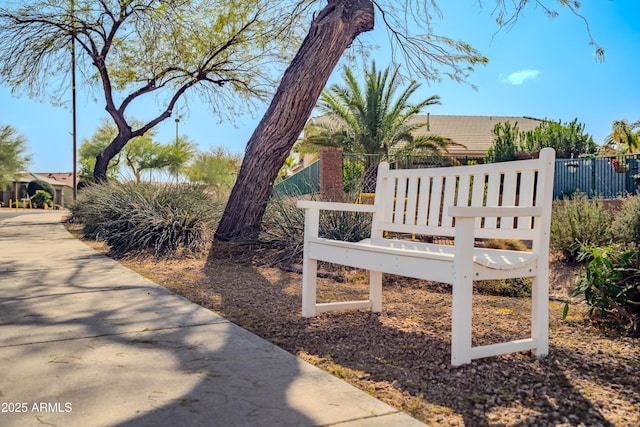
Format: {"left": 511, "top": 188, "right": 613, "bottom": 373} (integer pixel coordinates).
{"left": 1, "top": 173, "right": 73, "bottom": 208}
{"left": 305, "top": 114, "right": 544, "bottom": 159}
{"left": 409, "top": 115, "right": 543, "bottom": 158}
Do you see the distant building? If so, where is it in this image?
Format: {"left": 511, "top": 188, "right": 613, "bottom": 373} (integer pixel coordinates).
{"left": 305, "top": 114, "right": 544, "bottom": 158}
{"left": 1, "top": 173, "right": 74, "bottom": 207}
{"left": 409, "top": 114, "right": 544, "bottom": 158}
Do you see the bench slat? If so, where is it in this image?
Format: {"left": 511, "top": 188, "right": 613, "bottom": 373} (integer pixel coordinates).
{"left": 428, "top": 176, "right": 443, "bottom": 227}
{"left": 406, "top": 176, "right": 419, "bottom": 226}
{"left": 441, "top": 175, "right": 457, "bottom": 227}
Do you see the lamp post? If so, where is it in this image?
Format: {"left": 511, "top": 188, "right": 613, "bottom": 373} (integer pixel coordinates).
{"left": 174, "top": 117, "right": 180, "bottom": 182}
{"left": 71, "top": 0, "right": 77, "bottom": 200}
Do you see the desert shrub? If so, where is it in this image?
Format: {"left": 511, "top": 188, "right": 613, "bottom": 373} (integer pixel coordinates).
{"left": 70, "top": 182, "right": 222, "bottom": 258}
{"left": 476, "top": 278, "right": 531, "bottom": 297}
{"left": 550, "top": 193, "right": 612, "bottom": 262}
{"left": 477, "top": 238, "right": 529, "bottom": 251}
{"left": 27, "top": 179, "right": 55, "bottom": 201}
{"left": 260, "top": 191, "right": 371, "bottom": 265}
{"left": 31, "top": 189, "right": 52, "bottom": 208}
{"left": 565, "top": 244, "right": 640, "bottom": 334}
{"left": 610, "top": 196, "right": 640, "bottom": 245}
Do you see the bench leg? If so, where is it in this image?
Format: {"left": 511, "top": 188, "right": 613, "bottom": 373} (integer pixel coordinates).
{"left": 451, "top": 274, "right": 473, "bottom": 366}
{"left": 451, "top": 217, "right": 475, "bottom": 366}
{"left": 370, "top": 271, "right": 382, "bottom": 312}
{"left": 531, "top": 274, "right": 549, "bottom": 357}
{"left": 302, "top": 257, "right": 318, "bottom": 317}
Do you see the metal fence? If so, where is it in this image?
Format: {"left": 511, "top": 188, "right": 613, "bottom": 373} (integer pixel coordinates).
{"left": 274, "top": 153, "right": 640, "bottom": 200}
{"left": 553, "top": 154, "right": 640, "bottom": 199}
{"left": 272, "top": 160, "right": 320, "bottom": 197}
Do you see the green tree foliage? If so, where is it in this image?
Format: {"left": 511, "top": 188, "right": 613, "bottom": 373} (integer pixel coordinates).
{"left": 485, "top": 118, "right": 596, "bottom": 162}
{"left": 122, "top": 134, "right": 195, "bottom": 183}
{"left": 485, "top": 122, "right": 520, "bottom": 162}
{"left": 80, "top": 119, "right": 195, "bottom": 183}
{"left": 520, "top": 118, "right": 597, "bottom": 158}
{"left": 301, "top": 61, "right": 447, "bottom": 158}
{"left": 78, "top": 120, "right": 122, "bottom": 183}
{"left": 0, "top": 0, "right": 311, "bottom": 182}
{"left": 186, "top": 147, "right": 241, "bottom": 192}
{"left": 0, "top": 124, "right": 31, "bottom": 188}
{"left": 602, "top": 119, "right": 640, "bottom": 154}
{"left": 31, "top": 189, "right": 52, "bottom": 208}
{"left": 27, "top": 179, "right": 55, "bottom": 201}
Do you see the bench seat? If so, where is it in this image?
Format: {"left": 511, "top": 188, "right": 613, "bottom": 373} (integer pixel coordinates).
{"left": 309, "top": 237, "right": 537, "bottom": 275}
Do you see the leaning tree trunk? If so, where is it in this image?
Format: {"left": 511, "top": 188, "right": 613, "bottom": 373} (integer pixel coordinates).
{"left": 215, "top": 0, "right": 375, "bottom": 241}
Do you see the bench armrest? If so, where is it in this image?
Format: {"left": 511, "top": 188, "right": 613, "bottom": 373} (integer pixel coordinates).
{"left": 447, "top": 206, "right": 543, "bottom": 218}
{"left": 297, "top": 200, "right": 377, "bottom": 213}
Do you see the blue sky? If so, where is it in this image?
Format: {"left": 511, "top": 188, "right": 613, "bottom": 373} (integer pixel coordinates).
{"left": 1, "top": 1, "right": 638, "bottom": 172}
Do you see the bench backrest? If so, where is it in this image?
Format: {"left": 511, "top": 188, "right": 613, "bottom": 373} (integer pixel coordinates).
{"left": 371, "top": 147, "right": 556, "bottom": 242}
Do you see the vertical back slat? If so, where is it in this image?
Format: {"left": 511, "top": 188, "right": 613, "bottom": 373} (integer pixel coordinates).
{"left": 394, "top": 177, "right": 408, "bottom": 224}
{"left": 441, "top": 175, "right": 457, "bottom": 227}
{"left": 383, "top": 176, "right": 396, "bottom": 224}
{"left": 428, "top": 176, "right": 443, "bottom": 226}
{"left": 484, "top": 173, "right": 501, "bottom": 228}
{"left": 456, "top": 175, "right": 471, "bottom": 208}
{"left": 470, "top": 174, "right": 485, "bottom": 228}
{"left": 501, "top": 171, "right": 518, "bottom": 229}
{"left": 518, "top": 170, "right": 535, "bottom": 229}
{"left": 416, "top": 177, "right": 430, "bottom": 225}
{"left": 405, "top": 176, "right": 419, "bottom": 225}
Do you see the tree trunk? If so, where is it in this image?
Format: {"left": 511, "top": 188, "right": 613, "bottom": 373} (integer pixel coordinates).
{"left": 215, "top": 0, "right": 374, "bottom": 241}
{"left": 93, "top": 133, "right": 131, "bottom": 183}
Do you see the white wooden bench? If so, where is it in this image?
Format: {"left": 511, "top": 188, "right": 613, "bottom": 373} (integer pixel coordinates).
{"left": 297, "top": 147, "right": 556, "bottom": 366}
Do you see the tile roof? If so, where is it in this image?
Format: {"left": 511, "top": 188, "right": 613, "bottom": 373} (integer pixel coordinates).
{"left": 36, "top": 173, "right": 74, "bottom": 187}
{"left": 16, "top": 173, "right": 74, "bottom": 188}
{"left": 306, "top": 114, "right": 544, "bottom": 158}
{"left": 409, "top": 115, "right": 543, "bottom": 157}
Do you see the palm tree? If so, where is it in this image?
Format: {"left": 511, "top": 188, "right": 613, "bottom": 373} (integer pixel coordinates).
{"left": 300, "top": 61, "right": 454, "bottom": 190}
{"left": 302, "top": 61, "right": 448, "bottom": 158}
{"left": 603, "top": 119, "right": 640, "bottom": 154}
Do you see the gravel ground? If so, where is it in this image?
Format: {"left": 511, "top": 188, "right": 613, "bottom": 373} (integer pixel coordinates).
{"left": 69, "top": 230, "right": 639, "bottom": 426}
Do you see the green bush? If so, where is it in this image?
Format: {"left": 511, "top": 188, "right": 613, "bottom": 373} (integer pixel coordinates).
{"left": 27, "top": 179, "right": 55, "bottom": 201}
{"left": 610, "top": 196, "right": 640, "bottom": 245}
{"left": 70, "top": 182, "right": 223, "bottom": 258}
{"left": 565, "top": 244, "right": 640, "bottom": 334}
{"left": 550, "top": 193, "right": 612, "bottom": 261}
{"left": 31, "top": 189, "right": 52, "bottom": 208}
{"left": 343, "top": 161, "right": 364, "bottom": 193}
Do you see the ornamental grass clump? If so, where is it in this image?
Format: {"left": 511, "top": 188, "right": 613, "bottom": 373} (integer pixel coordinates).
{"left": 71, "top": 182, "right": 222, "bottom": 258}
{"left": 260, "top": 190, "right": 372, "bottom": 266}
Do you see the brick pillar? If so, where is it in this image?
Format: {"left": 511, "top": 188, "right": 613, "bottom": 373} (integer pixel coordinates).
{"left": 319, "top": 147, "right": 343, "bottom": 201}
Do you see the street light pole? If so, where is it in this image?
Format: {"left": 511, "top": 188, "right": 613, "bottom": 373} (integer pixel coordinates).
{"left": 174, "top": 118, "right": 180, "bottom": 182}
{"left": 71, "top": 0, "right": 77, "bottom": 201}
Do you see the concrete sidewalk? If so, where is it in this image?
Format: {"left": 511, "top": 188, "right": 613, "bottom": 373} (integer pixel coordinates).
{"left": 0, "top": 212, "right": 426, "bottom": 426}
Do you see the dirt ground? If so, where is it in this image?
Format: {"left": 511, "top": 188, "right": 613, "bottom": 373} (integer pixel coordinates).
{"left": 67, "top": 226, "right": 639, "bottom": 426}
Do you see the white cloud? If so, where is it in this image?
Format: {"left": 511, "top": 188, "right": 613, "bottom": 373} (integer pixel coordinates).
{"left": 499, "top": 69, "right": 541, "bottom": 85}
